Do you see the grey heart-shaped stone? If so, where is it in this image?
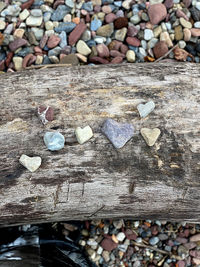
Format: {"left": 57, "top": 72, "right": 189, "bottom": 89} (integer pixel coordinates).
{"left": 101, "top": 118, "right": 134, "bottom": 149}
{"left": 137, "top": 101, "right": 155, "bottom": 118}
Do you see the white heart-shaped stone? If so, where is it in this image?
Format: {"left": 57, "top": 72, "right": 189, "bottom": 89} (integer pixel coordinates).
{"left": 19, "top": 154, "right": 42, "bottom": 172}
{"left": 75, "top": 126, "right": 93, "bottom": 144}
{"left": 137, "top": 101, "right": 155, "bottom": 118}
{"left": 141, "top": 128, "right": 161, "bottom": 146}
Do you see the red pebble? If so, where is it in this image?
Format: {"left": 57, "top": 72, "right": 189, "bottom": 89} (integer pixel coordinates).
{"left": 90, "top": 56, "right": 110, "bottom": 64}
{"left": 68, "top": 22, "right": 87, "bottom": 46}
{"left": 126, "top": 37, "right": 141, "bottom": 47}
{"left": 21, "top": 0, "right": 34, "bottom": 10}
{"left": 96, "top": 43, "right": 110, "bottom": 58}
{"left": 47, "top": 35, "right": 61, "bottom": 49}
{"left": 101, "top": 238, "right": 118, "bottom": 251}
{"left": 110, "top": 50, "right": 125, "bottom": 58}
{"left": 5, "top": 52, "right": 14, "bottom": 67}
{"left": 22, "top": 54, "right": 36, "bottom": 68}
{"left": 120, "top": 44, "right": 128, "bottom": 54}
{"left": 0, "top": 60, "right": 5, "bottom": 71}
{"left": 111, "top": 56, "right": 123, "bottom": 63}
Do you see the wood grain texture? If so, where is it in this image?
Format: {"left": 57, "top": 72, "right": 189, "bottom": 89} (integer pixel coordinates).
{"left": 0, "top": 62, "right": 199, "bottom": 227}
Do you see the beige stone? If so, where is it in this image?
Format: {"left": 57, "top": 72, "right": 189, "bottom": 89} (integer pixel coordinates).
{"left": 63, "top": 14, "right": 72, "bottom": 22}
{"left": 153, "top": 26, "right": 162, "bottom": 38}
{"left": 76, "top": 53, "right": 87, "bottom": 63}
{"left": 45, "top": 21, "right": 54, "bottom": 30}
{"left": 76, "top": 40, "right": 91, "bottom": 56}
{"left": 126, "top": 50, "right": 136, "bottom": 62}
{"left": 19, "top": 9, "right": 30, "bottom": 21}
{"left": 180, "top": 17, "right": 192, "bottom": 29}
{"left": 184, "top": 28, "right": 191, "bottom": 41}
{"left": 13, "top": 57, "right": 23, "bottom": 71}
{"left": 35, "top": 55, "right": 43, "bottom": 65}
{"left": 160, "top": 32, "right": 173, "bottom": 47}
{"left": 13, "top": 29, "right": 25, "bottom": 38}
{"left": 141, "top": 128, "right": 161, "bottom": 146}
{"left": 19, "top": 154, "right": 42, "bottom": 172}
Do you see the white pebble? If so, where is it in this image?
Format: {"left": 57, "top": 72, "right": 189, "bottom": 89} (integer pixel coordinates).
{"left": 116, "top": 232, "right": 126, "bottom": 242}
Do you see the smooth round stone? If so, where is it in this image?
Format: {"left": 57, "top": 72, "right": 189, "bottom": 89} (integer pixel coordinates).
{"left": 180, "top": 17, "right": 192, "bottom": 28}
{"left": 4, "top": 23, "right": 13, "bottom": 35}
{"left": 81, "top": 29, "right": 91, "bottom": 42}
{"left": 59, "top": 31, "right": 67, "bottom": 48}
{"left": 30, "top": 9, "right": 42, "bottom": 17}
{"left": 141, "top": 40, "right": 147, "bottom": 49}
{"left": 115, "top": 27, "right": 127, "bottom": 41}
{"left": 48, "top": 47, "right": 61, "bottom": 57}
{"left": 63, "top": 14, "right": 72, "bottom": 22}
{"left": 91, "top": 17, "right": 102, "bottom": 31}
{"left": 144, "top": 29, "right": 154, "bottom": 41}
{"left": 55, "top": 22, "right": 76, "bottom": 33}
{"left": 76, "top": 40, "right": 91, "bottom": 56}
{"left": 65, "top": 0, "right": 74, "bottom": 8}
{"left": 44, "top": 132, "right": 65, "bottom": 151}
{"left": 26, "top": 16, "right": 43, "bottom": 26}
{"left": 44, "top": 12, "right": 51, "bottom": 22}
{"left": 96, "top": 23, "right": 114, "bottom": 37}
{"left": 0, "top": 20, "right": 6, "bottom": 30}
{"left": 148, "top": 38, "right": 158, "bottom": 49}
{"left": 141, "top": 13, "right": 148, "bottom": 23}
{"left": 178, "top": 40, "right": 186, "bottom": 48}
{"left": 149, "top": 236, "right": 160, "bottom": 246}
{"left": 130, "top": 14, "right": 141, "bottom": 24}
{"left": 31, "top": 28, "right": 44, "bottom": 40}
{"left": 19, "top": 9, "right": 30, "bottom": 20}
{"left": 13, "top": 56, "right": 23, "bottom": 71}
{"left": 139, "top": 47, "right": 147, "bottom": 57}
{"left": 82, "top": 1, "right": 93, "bottom": 12}
{"left": 194, "top": 21, "right": 200, "bottom": 28}
{"left": 45, "top": 21, "right": 54, "bottom": 30}
{"left": 94, "top": 36, "right": 106, "bottom": 44}
{"left": 116, "top": 232, "right": 126, "bottom": 242}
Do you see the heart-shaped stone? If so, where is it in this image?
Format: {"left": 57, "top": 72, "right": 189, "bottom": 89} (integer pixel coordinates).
{"left": 75, "top": 126, "right": 93, "bottom": 144}
{"left": 137, "top": 101, "right": 155, "bottom": 118}
{"left": 19, "top": 154, "right": 41, "bottom": 172}
{"left": 102, "top": 118, "right": 134, "bottom": 149}
{"left": 141, "top": 127, "right": 161, "bottom": 146}
{"left": 44, "top": 131, "right": 65, "bottom": 151}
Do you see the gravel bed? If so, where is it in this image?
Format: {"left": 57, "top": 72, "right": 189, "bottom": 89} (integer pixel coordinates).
{"left": 62, "top": 219, "right": 200, "bottom": 267}
{"left": 0, "top": 0, "right": 200, "bottom": 72}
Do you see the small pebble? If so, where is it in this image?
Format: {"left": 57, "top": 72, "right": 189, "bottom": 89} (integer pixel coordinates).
{"left": 44, "top": 132, "right": 65, "bottom": 151}
{"left": 137, "top": 101, "right": 155, "bottom": 118}
{"left": 101, "top": 118, "right": 134, "bottom": 149}
{"left": 75, "top": 126, "right": 93, "bottom": 144}
{"left": 19, "top": 154, "right": 42, "bottom": 172}
{"left": 141, "top": 128, "right": 161, "bottom": 146}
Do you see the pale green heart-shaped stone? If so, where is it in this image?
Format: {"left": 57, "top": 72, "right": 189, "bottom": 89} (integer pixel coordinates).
{"left": 75, "top": 126, "right": 93, "bottom": 144}
{"left": 19, "top": 154, "right": 42, "bottom": 172}
{"left": 141, "top": 128, "right": 161, "bottom": 146}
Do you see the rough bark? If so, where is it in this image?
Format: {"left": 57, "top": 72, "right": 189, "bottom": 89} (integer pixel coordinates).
{"left": 0, "top": 62, "right": 199, "bottom": 227}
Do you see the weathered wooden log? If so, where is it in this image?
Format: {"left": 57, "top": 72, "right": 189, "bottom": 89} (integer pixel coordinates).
{"left": 0, "top": 62, "right": 199, "bottom": 227}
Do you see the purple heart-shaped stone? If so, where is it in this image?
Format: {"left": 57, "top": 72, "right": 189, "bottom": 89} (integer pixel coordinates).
{"left": 101, "top": 118, "right": 134, "bottom": 149}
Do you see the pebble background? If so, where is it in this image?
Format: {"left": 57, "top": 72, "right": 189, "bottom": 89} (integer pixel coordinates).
{"left": 62, "top": 219, "right": 200, "bottom": 267}
{"left": 0, "top": 0, "right": 200, "bottom": 71}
